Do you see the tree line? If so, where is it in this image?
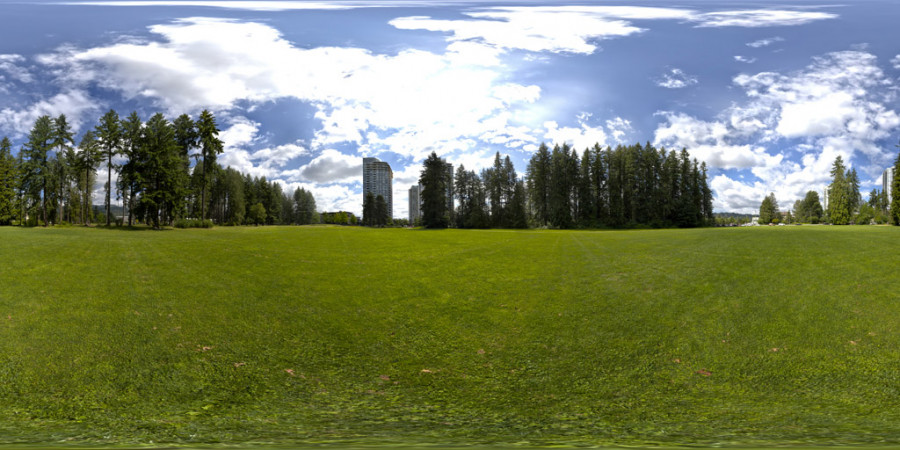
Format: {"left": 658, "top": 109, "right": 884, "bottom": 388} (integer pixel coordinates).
{"left": 757, "top": 153, "right": 895, "bottom": 225}
{"left": 0, "top": 111, "right": 318, "bottom": 228}
{"left": 418, "top": 142, "right": 715, "bottom": 229}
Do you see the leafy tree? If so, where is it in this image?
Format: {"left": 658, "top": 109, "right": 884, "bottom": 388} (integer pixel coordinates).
{"left": 759, "top": 192, "right": 779, "bottom": 224}
{"left": 249, "top": 202, "right": 266, "bottom": 225}
{"left": 419, "top": 151, "right": 449, "bottom": 228}
{"left": 0, "top": 137, "right": 17, "bottom": 225}
{"left": 95, "top": 110, "right": 123, "bottom": 226}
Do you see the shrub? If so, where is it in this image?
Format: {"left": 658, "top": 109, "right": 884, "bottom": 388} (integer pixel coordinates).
{"left": 174, "top": 219, "right": 214, "bottom": 229}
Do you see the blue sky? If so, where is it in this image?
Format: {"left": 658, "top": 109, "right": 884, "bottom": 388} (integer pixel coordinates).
{"left": 1, "top": 0, "right": 899, "bottom": 218}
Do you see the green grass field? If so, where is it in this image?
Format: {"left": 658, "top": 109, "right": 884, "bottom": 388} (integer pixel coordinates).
{"left": 2, "top": 225, "right": 900, "bottom": 447}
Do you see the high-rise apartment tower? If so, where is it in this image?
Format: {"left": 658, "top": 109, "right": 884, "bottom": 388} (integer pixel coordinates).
{"left": 363, "top": 157, "right": 393, "bottom": 218}
{"left": 884, "top": 167, "right": 894, "bottom": 204}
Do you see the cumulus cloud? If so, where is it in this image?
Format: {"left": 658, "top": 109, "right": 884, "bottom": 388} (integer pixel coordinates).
{"left": 0, "top": 89, "right": 100, "bottom": 137}
{"left": 655, "top": 68, "right": 697, "bottom": 89}
{"left": 734, "top": 55, "right": 756, "bottom": 64}
{"left": 543, "top": 114, "right": 608, "bottom": 150}
{"left": 605, "top": 117, "right": 632, "bottom": 142}
{"left": 34, "top": 17, "right": 545, "bottom": 168}
{"left": 295, "top": 149, "right": 361, "bottom": 183}
{"left": 892, "top": 54, "right": 900, "bottom": 69}
{"left": 655, "top": 50, "right": 900, "bottom": 213}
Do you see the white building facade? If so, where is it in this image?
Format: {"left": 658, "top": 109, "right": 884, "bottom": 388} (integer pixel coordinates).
{"left": 409, "top": 184, "right": 422, "bottom": 224}
{"left": 883, "top": 167, "right": 893, "bottom": 204}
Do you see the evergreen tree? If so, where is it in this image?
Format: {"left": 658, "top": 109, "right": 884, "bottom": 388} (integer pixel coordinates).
{"left": 51, "top": 115, "right": 75, "bottom": 224}
{"left": 827, "top": 156, "right": 851, "bottom": 225}
{"left": 525, "top": 143, "right": 551, "bottom": 226}
{"left": 362, "top": 191, "right": 375, "bottom": 226}
{"left": 576, "top": 147, "right": 594, "bottom": 226}
{"left": 196, "top": 110, "right": 223, "bottom": 221}
{"left": 21, "top": 115, "right": 55, "bottom": 226}
{"left": 133, "top": 113, "right": 183, "bottom": 228}
{"left": 892, "top": 147, "right": 900, "bottom": 225}
{"left": 508, "top": 179, "right": 528, "bottom": 228}
{"left": 120, "top": 112, "right": 143, "bottom": 226}
{"left": 75, "top": 131, "right": 101, "bottom": 225}
{"left": 0, "top": 137, "right": 17, "bottom": 225}
{"left": 847, "top": 167, "right": 861, "bottom": 219}
{"left": 420, "top": 151, "right": 449, "bottom": 228}
{"left": 95, "top": 110, "right": 122, "bottom": 226}
{"left": 374, "top": 194, "right": 388, "bottom": 226}
{"left": 759, "top": 192, "right": 779, "bottom": 224}
{"left": 293, "top": 187, "right": 317, "bottom": 225}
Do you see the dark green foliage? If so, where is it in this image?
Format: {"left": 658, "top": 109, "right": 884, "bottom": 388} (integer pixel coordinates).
{"left": 759, "top": 192, "right": 779, "bottom": 224}
{"left": 173, "top": 218, "right": 214, "bottom": 228}
{"left": 362, "top": 191, "right": 375, "bottom": 226}
{"left": 21, "top": 115, "right": 55, "bottom": 226}
{"left": 419, "top": 151, "right": 449, "bottom": 228}
{"left": 525, "top": 142, "right": 711, "bottom": 229}
{"left": 0, "top": 137, "right": 17, "bottom": 225}
{"left": 525, "top": 142, "right": 551, "bottom": 226}
{"left": 132, "top": 113, "right": 186, "bottom": 229}
{"left": 892, "top": 149, "right": 900, "bottom": 225}
{"left": 453, "top": 165, "right": 489, "bottom": 228}
{"left": 74, "top": 131, "right": 101, "bottom": 225}
{"left": 248, "top": 202, "right": 266, "bottom": 225}
{"left": 293, "top": 186, "right": 317, "bottom": 225}
{"left": 196, "top": 109, "right": 224, "bottom": 221}
{"left": 827, "top": 156, "right": 852, "bottom": 225}
{"left": 794, "top": 190, "right": 824, "bottom": 224}
{"left": 95, "top": 110, "right": 123, "bottom": 226}
{"left": 374, "top": 194, "right": 389, "bottom": 227}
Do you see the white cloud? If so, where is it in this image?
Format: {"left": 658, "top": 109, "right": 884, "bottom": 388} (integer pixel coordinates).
{"left": 543, "top": 116, "right": 608, "bottom": 151}
{"left": 734, "top": 55, "right": 757, "bottom": 64}
{"left": 892, "top": 54, "right": 900, "bottom": 70}
{"left": 654, "top": 50, "right": 900, "bottom": 212}
{"left": 59, "top": 1, "right": 394, "bottom": 10}
{"left": 695, "top": 11, "right": 835, "bottom": 28}
{"left": 655, "top": 68, "right": 697, "bottom": 89}
{"left": 38, "top": 17, "right": 545, "bottom": 169}
{"left": 0, "top": 89, "right": 100, "bottom": 137}
{"left": 605, "top": 117, "right": 632, "bottom": 142}
{"left": 295, "top": 149, "right": 361, "bottom": 184}
{"left": 390, "top": 11, "right": 644, "bottom": 55}
{"left": 0, "top": 54, "right": 34, "bottom": 83}
{"left": 746, "top": 36, "right": 785, "bottom": 48}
